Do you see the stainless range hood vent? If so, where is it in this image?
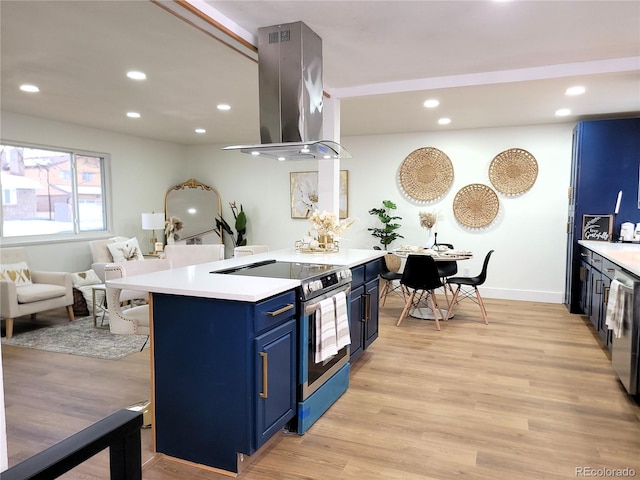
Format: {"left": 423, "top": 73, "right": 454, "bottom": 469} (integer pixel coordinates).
{"left": 224, "top": 21, "right": 351, "bottom": 161}
{"left": 224, "top": 140, "right": 350, "bottom": 161}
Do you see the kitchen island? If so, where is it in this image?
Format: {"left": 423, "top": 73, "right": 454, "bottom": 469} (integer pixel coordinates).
{"left": 107, "top": 248, "right": 385, "bottom": 475}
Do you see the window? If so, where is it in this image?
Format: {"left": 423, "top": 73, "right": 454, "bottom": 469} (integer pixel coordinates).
{"left": 0, "top": 143, "right": 108, "bottom": 238}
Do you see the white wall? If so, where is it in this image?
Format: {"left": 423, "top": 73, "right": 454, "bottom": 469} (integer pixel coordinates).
{"left": 188, "top": 122, "right": 575, "bottom": 303}
{"left": 1, "top": 112, "right": 186, "bottom": 272}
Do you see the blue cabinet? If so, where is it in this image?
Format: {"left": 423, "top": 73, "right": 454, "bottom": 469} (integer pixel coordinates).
{"left": 565, "top": 118, "right": 640, "bottom": 313}
{"left": 151, "top": 290, "right": 296, "bottom": 474}
{"left": 349, "top": 259, "right": 380, "bottom": 362}
{"left": 255, "top": 319, "right": 296, "bottom": 448}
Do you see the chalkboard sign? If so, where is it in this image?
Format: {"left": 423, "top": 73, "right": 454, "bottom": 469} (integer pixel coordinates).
{"left": 582, "top": 215, "right": 613, "bottom": 241}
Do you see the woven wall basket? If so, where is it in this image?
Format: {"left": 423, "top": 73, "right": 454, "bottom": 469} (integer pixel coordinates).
{"left": 398, "top": 147, "right": 454, "bottom": 202}
{"left": 489, "top": 148, "right": 538, "bottom": 195}
{"left": 453, "top": 183, "right": 499, "bottom": 228}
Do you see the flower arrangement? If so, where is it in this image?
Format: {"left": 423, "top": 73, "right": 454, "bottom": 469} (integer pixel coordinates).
{"left": 419, "top": 210, "right": 440, "bottom": 248}
{"left": 419, "top": 211, "right": 437, "bottom": 229}
{"left": 165, "top": 216, "right": 183, "bottom": 242}
{"left": 308, "top": 210, "right": 354, "bottom": 239}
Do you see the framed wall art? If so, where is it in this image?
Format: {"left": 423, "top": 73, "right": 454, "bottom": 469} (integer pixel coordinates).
{"left": 290, "top": 170, "right": 348, "bottom": 219}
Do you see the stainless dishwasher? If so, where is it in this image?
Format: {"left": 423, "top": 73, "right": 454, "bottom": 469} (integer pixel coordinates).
{"left": 610, "top": 270, "right": 640, "bottom": 395}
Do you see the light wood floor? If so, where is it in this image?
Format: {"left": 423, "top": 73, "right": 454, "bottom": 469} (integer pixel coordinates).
{"left": 3, "top": 294, "right": 640, "bottom": 479}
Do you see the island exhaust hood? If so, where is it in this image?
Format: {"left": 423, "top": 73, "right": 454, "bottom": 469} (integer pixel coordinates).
{"left": 224, "top": 21, "right": 351, "bottom": 161}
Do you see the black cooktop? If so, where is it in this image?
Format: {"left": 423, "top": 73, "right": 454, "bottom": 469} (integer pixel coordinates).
{"left": 213, "top": 259, "right": 343, "bottom": 281}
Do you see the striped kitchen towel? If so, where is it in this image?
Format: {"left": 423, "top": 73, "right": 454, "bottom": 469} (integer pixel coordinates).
{"left": 315, "top": 297, "right": 338, "bottom": 363}
{"left": 334, "top": 291, "right": 351, "bottom": 349}
{"left": 605, "top": 279, "right": 625, "bottom": 338}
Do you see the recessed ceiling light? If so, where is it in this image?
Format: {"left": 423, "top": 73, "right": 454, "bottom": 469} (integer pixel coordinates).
{"left": 217, "top": 104, "right": 231, "bottom": 111}
{"left": 126, "top": 112, "right": 141, "bottom": 118}
{"left": 251, "top": 151, "right": 260, "bottom": 156}
{"left": 555, "top": 108, "right": 571, "bottom": 117}
{"left": 195, "top": 128, "right": 206, "bottom": 134}
{"left": 438, "top": 118, "right": 451, "bottom": 125}
{"left": 423, "top": 99, "right": 440, "bottom": 108}
{"left": 277, "top": 157, "right": 286, "bottom": 161}
{"left": 565, "top": 86, "right": 586, "bottom": 96}
{"left": 126, "top": 71, "right": 147, "bottom": 80}
{"left": 20, "top": 84, "right": 40, "bottom": 93}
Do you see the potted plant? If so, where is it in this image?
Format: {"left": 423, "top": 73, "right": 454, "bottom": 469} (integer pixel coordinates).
{"left": 216, "top": 202, "right": 247, "bottom": 247}
{"left": 368, "top": 200, "right": 404, "bottom": 250}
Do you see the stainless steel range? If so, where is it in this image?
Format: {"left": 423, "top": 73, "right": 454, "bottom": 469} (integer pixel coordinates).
{"left": 215, "top": 259, "right": 352, "bottom": 433}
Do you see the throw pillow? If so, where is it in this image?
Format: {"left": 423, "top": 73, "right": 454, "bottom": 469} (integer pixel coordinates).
{"left": 0, "top": 261, "right": 33, "bottom": 285}
{"left": 107, "top": 238, "right": 145, "bottom": 262}
{"left": 71, "top": 269, "right": 102, "bottom": 287}
{"left": 77, "top": 284, "right": 105, "bottom": 312}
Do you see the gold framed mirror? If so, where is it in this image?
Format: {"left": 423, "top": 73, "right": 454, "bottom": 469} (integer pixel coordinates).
{"left": 164, "top": 178, "right": 222, "bottom": 243}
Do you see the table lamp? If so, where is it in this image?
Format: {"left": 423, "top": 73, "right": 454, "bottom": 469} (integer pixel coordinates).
{"left": 141, "top": 212, "right": 165, "bottom": 254}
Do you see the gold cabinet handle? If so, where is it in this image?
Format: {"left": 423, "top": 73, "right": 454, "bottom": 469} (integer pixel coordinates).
{"left": 259, "top": 352, "right": 268, "bottom": 398}
{"left": 579, "top": 266, "right": 585, "bottom": 281}
{"left": 364, "top": 293, "right": 371, "bottom": 322}
{"left": 604, "top": 286, "right": 610, "bottom": 304}
{"left": 267, "top": 303, "right": 294, "bottom": 316}
{"left": 605, "top": 268, "right": 615, "bottom": 273}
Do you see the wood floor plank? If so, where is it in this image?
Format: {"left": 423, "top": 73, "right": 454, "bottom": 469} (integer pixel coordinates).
{"left": 2, "top": 298, "right": 639, "bottom": 479}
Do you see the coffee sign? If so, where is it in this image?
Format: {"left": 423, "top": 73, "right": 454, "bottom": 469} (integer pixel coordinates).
{"left": 582, "top": 215, "right": 613, "bottom": 242}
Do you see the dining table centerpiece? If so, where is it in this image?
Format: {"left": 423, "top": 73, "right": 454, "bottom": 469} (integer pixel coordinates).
{"left": 419, "top": 210, "right": 438, "bottom": 248}
{"left": 307, "top": 210, "right": 354, "bottom": 251}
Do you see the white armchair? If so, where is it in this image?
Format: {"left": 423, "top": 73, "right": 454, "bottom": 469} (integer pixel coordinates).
{"left": 0, "top": 247, "right": 74, "bottom": 339}
{"left": 104, "top": 258, "right": 171, "bottom": 336}
{"left": 163, "top": 244, "right": 225, "bottom": 268}
{"left": 89, "top": 236, "right": 130, "bottom": 282}
{"left": 90, "top": 236, "right": 149, "bottom": 303}
{"left": 233, "top": 245, "right": 269, "bottom": 257}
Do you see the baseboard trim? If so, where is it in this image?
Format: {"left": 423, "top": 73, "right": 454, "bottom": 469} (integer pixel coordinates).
{"left": 479, "top": 287, "right": 563, "bottom": 304}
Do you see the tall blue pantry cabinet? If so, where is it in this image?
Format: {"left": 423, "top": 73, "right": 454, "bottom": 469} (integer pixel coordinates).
{"left": 564, "top": 117, "right": 640, "bottom": 314}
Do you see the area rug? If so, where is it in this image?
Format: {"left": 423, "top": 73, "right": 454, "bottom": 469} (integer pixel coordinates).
{"left": 1, "top": 317, "right": 149, "bottom": 360}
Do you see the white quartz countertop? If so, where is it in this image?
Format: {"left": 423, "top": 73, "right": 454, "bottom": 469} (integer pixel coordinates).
{"left": 578, "top": 241, "right": 640, "bottom": 277}
{"left": 106, "top": 248, "right": 386, "bottom": 302}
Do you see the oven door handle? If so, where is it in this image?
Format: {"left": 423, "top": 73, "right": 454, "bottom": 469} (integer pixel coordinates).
{"left": 304, "top": 285, "right": 351, "bottom": 315}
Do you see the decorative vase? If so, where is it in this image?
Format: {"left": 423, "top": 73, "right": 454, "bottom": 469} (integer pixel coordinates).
{"left": 425, "top": 228, "right": 436, "bottom": 249}
{"left": 167, "top": 235, "right": 175, "bottom": 245}
{"left": 317, "top": 234, "right": 330, "bottom": 246}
